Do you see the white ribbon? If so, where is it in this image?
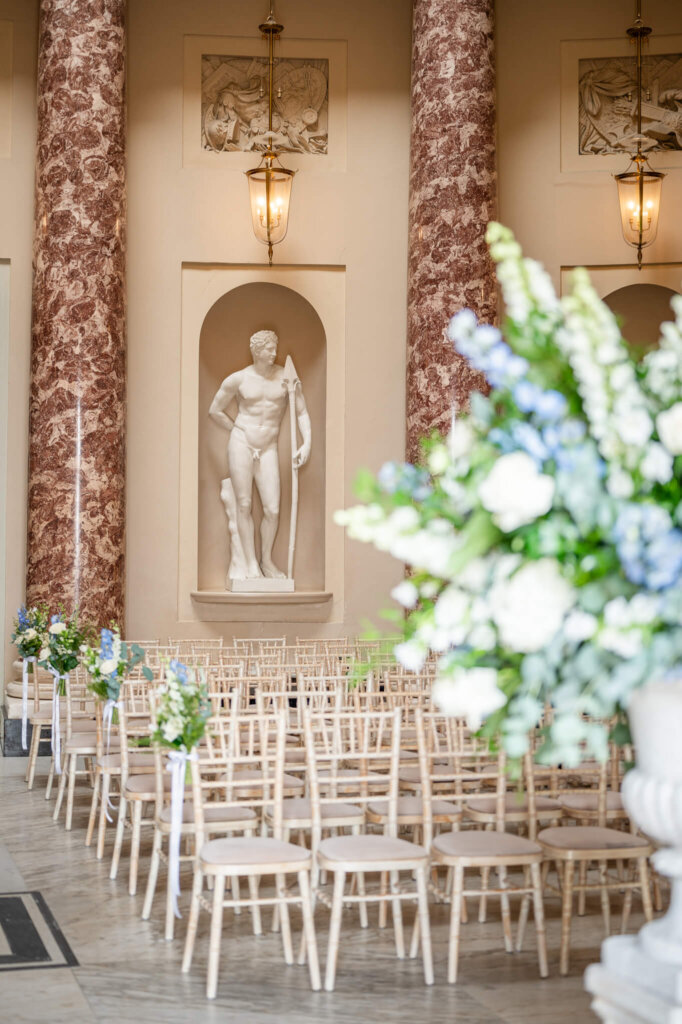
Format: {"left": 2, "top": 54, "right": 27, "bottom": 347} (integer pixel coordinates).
{"left": 167, "top": 748, "right": 196, "bottom": 919}
{"left": 103, "top": 698, "right": 120, "bottom": 754}
{"left": 48, "top": 668, "right": 66, "bottom": 776}
{"left": 21, "top": 656, "right": 36, "bottom": 751}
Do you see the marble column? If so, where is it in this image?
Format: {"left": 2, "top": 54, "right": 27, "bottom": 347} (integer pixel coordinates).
{"left": 406, "top": 0, "right": 497, "bottom": 462}
{"left": 26, "top": 0, "right": 127, "bottom": 627}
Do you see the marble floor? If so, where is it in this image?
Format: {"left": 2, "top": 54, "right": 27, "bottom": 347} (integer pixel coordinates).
{"left": 0, "top": 756, "right": 649, "bottom": 1024}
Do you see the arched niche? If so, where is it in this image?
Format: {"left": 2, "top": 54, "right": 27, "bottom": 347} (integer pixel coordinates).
{"left": 604, "top": 283, "right": 679, "bottom": 354}
{"left": 198, "top": 282, "right": 326, "bottom": 592}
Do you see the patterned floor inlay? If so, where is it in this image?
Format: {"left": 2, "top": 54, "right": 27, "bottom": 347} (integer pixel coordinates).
{"left": 0, "top": 892, "right": 78, "bottom": 971}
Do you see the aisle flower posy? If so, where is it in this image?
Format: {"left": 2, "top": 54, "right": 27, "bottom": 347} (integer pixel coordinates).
{"left": 151, "top": 659, "right": 210, "bottom": 752}
{"left": 38, "top": 610, "right": 89, "bottom": 691}
{"left": 81, "top": 627, "right": 153, "bottom": 703}
{"left": 11, "top": 604, "right": 49, "bottom": 661}
{"left": 336, "top": 223, "right": 682, "bottom": 766}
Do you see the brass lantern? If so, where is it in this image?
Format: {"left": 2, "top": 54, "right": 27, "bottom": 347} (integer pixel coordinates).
{"left": 245, "top": 4, "right": 295, "bottom": 265}
{"left": 614, "top": 1, "right": 665, "bottom": 270}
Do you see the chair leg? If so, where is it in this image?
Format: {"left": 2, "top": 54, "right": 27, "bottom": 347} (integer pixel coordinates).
{"left": 448, "top": 863, "right": 464, "bottom": 984}
{"left": 578, "top": 860, "right": 587, "bottom": 916}
{"left": 638, "top": 857, "right": 654, "bottom": 922}
{"left": 559, "top": 859, "right": 575, "bottom": 976}
{"left": 276, "top": 873, "right": 293, "bottom": 964}
{"left": 65, "top": 753, "right": 78, "bottom": 830}
{"left": 97, "top": 773, "right": 112, "bottom": 860}
{"left": 416, "top": 865, "right": 434, "bottom": 986}
{"left": 498, "top": 865, "right": 513, "bottom": 953}
{"left": 128, "top": 800, "right": 143, "bottom": 896}
{"left": 85, "top": 769, "right": 100, "bottom": 847}
{"left": 530, "top": 861, "right": 548, "bottom": 979}
{"left": 378, "top": 871, "right": 388, "bottom": 928}
{"left": 324, "top": 869, "right": 346, "bottom": 992}
{"left": 26, "top": 725, "right": 41, "bottom": 789}
{"left": 598, "top": 860, "right": 611, "bottom": 936}
{"left": 142, "top": 828, "right": 162, "bottom": 922}
{"left": 390, "top": 870, "right": 405, "bottom": 959}
{"left": 182, "top": 867, "right": 203, "bottom": 973}
{"left": 165, "top": 843, "right": 176, "bottom": 941}
{"left": 478, "top": 866, "right": 490, "bottom": 923}
{"left": 247, "top": 873, "right": 262, "bottom": 936}
{"left": 206, "top": 874, "right": 226, "bottom": 1000}
{"left": 516, "top": 867, "right": 531, "bottom": 952}
{"left": 53, "top": 755, "right": 68, "bottom": 822}
{"left": 110, "top": 793, "right": 127, "bottom": 879}
{"left": 231, "top": 875, "right": 241, "bottom": 914}
{"left": 298, "top": 870, "right": 321, "bottom": 992}
{"left": 45, "top": 752, "right": 56, "bottom": 800}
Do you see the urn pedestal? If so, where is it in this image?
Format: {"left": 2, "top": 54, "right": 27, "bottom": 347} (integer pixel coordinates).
{"left": 585, "top": 682, "right": 682, "bottom": 1023}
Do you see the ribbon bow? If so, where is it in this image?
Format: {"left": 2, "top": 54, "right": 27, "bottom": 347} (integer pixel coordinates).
{"left": 167, "top": 747, "right": 197, "bottom": 919}
{"left": 47, "top": 667, "right": 66, "bottom": 775}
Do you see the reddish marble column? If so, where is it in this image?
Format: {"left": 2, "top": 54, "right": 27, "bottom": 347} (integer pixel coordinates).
{"left": 26, "top": 0, "right": 126, "bottom": 628}
{"left": 406, "top": 0, "right": 497, "bottom": 462}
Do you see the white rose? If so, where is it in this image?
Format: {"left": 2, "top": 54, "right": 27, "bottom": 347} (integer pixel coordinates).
{"left": 432, "top": 587, "right": 470, "bottom": 647}
{"left": 428, "top": 444, "right": 450, "bottom": 476}
{"left": 606, "top": 469, "right": 634, "bottom": 499}
{"left": 390, "top": 580, "right": 419, "bottom": 609}
{"left": 38, "top": 647, "right": 49, "bottom": 662}
{"left": 432, "top": 668, "right": 506, "bottom": 731}
{"left": 49, "top": 621, "right": 67, "bottom": 635}
{"left": 599, "top": 627, "right": 642, "bottom": 659}
{"left": 657, "top": 403, "right": 682, "bottom": 455}
{"left": 478, "top": 452, "right": 555, "bottom": 532}
{"left": 616, "top": 408, "right": 652, "bottom": 447}
{"left": 489, "top": 558, "right": 575, "bottom": 653}
{"left": 100, "top": 658, "right": 117, "bottom": 675}
{"left": 23, "top": 628, "right": 37, "bottom": 640}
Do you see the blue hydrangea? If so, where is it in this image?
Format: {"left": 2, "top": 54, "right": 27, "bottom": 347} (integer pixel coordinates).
{"left": 613, "top": 504, "right": 682, "bottom": 590}
{"left": 378, "top": 461, "right": 432, "bottom": 501}
{"left": 17, "top": 606, "right": 29, "bottom": 630}
{"left": 511, "top": 422, "right": 549, "bottom": 464}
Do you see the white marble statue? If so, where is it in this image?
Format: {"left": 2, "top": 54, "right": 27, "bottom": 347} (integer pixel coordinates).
{"left": 209, "top": 330, "right": 311, "bottom": 590}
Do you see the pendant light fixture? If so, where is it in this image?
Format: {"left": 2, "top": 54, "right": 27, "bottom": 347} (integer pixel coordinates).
{"left": 614, "top": 1, "right": 664, "bottom": 270}
{"left": 245, "top": 2, "right": 295, "bottom": 266}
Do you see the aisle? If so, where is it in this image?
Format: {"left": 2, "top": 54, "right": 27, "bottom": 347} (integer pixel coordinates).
{"left": 0, "top": 757, "right": 603, "bottom": 1024}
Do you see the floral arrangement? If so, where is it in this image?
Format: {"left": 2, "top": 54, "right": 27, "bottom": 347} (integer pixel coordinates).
{"left": 11, "top": 604, "right": 49, "bottom": 661}
{"left": 150, "top": 659, "right": 210, "bottom": 752}
{"left": 38, "top": 611, "right": 90, "bottom": 690}
{"left": 336, "top": 223, "right": 682, "bottom": 766}
{"left": 81, "top": 627, "right": 152, "bottom": 702}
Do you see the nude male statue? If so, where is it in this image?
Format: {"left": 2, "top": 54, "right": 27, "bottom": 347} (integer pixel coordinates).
{"left": 209, "top": 330, "right": 312, "bottom": 580}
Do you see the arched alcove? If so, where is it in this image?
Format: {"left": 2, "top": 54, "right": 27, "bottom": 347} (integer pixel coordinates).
{"left": 198, "top": 282, "right": 326, "bottom": 592}
{"left": 604, "top": 284, "right": 679, "bottom": 354}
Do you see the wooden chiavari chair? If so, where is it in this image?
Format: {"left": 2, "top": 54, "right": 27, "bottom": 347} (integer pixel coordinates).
{"left": 52, "top": 668, "right": 99, "bottom": 830}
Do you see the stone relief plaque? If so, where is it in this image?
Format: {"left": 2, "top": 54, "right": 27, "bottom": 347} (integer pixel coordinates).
{"left": 201, "top": 54, "right": 329, "bottom": 155}
{"left": 578, "top": 53, "right": 682, "bottom": 156}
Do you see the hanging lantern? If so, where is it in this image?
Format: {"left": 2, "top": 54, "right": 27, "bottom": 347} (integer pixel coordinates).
{"left": 245, "top": 4, "right": 295, "bottom": 265}
{"left": 246, "top": 155, "right": 295, "bottom": 263}
{"left": 615, "top": 157, "right": 664, "bottom": 264}
{"left": 613, "top": 2, "right": 665, "bottom": 270}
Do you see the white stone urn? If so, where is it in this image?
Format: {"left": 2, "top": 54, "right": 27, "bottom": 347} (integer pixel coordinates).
{"left": 622, "top": 679, "right": 682, "bottom": 964}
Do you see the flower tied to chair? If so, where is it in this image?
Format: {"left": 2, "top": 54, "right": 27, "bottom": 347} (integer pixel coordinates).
{"left": 103, "top": 698, "right": 120, "bottom": 755}
{"left": 47, "top": 667, "right": 67, "bottom": 775}
{"left": 21, "top": 656, "right": 36, "bottom": 751}
{"left": 167, "top": 746, "right": 197, "bottom": 919}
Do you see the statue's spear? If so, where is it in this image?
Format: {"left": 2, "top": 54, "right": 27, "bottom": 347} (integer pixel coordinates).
{"left": 282, "top": 355, "right": 300, "bottom": 580}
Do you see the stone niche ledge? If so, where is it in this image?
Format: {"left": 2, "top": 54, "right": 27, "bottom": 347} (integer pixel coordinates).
{"left": 189, "top": 590, "right": 333, "bottom": 623}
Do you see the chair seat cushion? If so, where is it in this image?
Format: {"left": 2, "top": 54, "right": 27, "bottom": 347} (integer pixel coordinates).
{"left": 318, "top": 834, "right": 427, "bottom": 865}
{"left": 200, "top": 836, "right": 310, "bottom": 870}
{"left": 64, "top": 731, "right": 98, "bottom": 752}
{"left": 98, "top": 752, "right": 152, "bottom": 771}
{"left": 466, "top": 794, "right": 562, "bottom": 816}
{"left": 432, "top": 830, "right": 542, "bottom": 861}
{"left": 318, "top": 768, "right": 386, "bottom": 784}
{"left": 538, "top": 825, "right": 650, "bottom": 852}
{"left": 559, "top": 792, "right": 624, "bottom": 813}
{"left": 125, "top": 773, "right": 187, "bottom": 796}
{"left": 160, "top": 804, "right": 256, "bottom": 825}
{"left": 231, "top": 769, "right": 304, "bottom": 792}
{"left": 368, "top": 796, "right": 461, "bottom": 822}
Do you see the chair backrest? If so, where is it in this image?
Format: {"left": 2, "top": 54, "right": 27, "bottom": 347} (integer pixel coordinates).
{"left": 190, "top": 708, "right": 288, "bottom": 850}
{"left": 304, "top": 707, "right": 402, "bottom": 842}
{"left": 117, "top": 683, "right": 154, "bottom": 782}
{"left": 64, "top": 668, "right": 97, "bottom": 739}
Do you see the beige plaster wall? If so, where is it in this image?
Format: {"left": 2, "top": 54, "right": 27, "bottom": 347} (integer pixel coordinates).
{"left": 126, "top": 0, "right": 412, "bottom": 641}
{"left": 0, "top": 0, "right": 37, "bottom": 688}
{"left": 496, "top": 0, "right": 682, "bottom": 291}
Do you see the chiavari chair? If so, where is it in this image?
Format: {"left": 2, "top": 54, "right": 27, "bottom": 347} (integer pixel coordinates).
{"left": 52, "top": 668, "right": 99, "bottom": 830}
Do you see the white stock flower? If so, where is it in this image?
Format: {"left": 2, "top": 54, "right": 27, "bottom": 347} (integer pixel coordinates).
{"left": 394, "top": 640, "right": 427, "bottom": 672}
{"left": 563, "top": 610, "right": 598, "bottom": 644}
{"left": 489, "top": 558, "right": 575, "bottom": 653}
{"left": 433, "top": 668, "right": 506, "bottom": 731}
{"left": 433, "top": 587, "right": 470, "bottom": 646}
{"left": 657, "top": 403, "right": 682, "bottom": 455}
{"left": 100, "top": 658, "right": 117, "bottom": 675}
{"left": 447, "top": 420, "right": 474, "bottom": 459}
{"left": 391, "top": 580, "right": 419, "bottom": 609}
{"left": 641, "top": 443, "right": 673, "bottom": 484}
{"left": 49, "top": 622, "right": 67, "bottom": 635}
{"left": 478, "top": 452, "right": 555, "bottom": 532}
{"left": 617, "top": 408, "right": 653, "bottom": 447}
{"left": 606, "top": 469, "right": 634, "bottom": 499}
